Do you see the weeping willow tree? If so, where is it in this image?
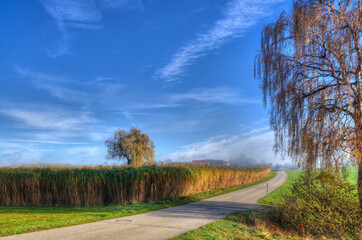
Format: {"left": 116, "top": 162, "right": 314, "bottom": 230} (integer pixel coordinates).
{"left": 105, "top": 127, "right": 155, "bottom": 166}
{"left": 255, "top": 0, "right": 362, "bottom": 208}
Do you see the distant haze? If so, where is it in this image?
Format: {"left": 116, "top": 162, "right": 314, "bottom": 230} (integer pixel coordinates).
{"left": 229, "top": 154, "right": 299, "bottom": 170}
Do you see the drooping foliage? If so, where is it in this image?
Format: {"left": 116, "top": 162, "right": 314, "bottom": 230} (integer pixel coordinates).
{"left": 255, "top": 0, "right": 362, "bottom": 207}
{"left": 105, "top": 127, "right": 155, "bottom": 166}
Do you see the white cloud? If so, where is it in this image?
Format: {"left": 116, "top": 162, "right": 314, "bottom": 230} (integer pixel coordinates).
{"left": 0, "top": 145, "right": 56, "bottom": 167}
{"left": 38, "top": 0, "right": 102, "bottom": 57}
{"left": 98, "top": 0, "right": 146, "bottom": 11}
{"left": 169, "top": 129, "right": 282, "bottom": 165}
{"left": 15, "top": 67, "right": 89, "bottom": 103}
{"left": 125, "top": 87, "right": 257, "bottom": 112}
{"left": 16, "top": 68, "right": 254, "bottom": 111}
{"left": 39, "top": 0, "right": 103, "bottom": 26}
{"left": 170, "top": 88, "right": 259, "bottom": 105}
{"left": 15, "top": 68, "right": 128, "bottom": 104}
{"left": 126, "top": 103, "right": 179, "bottom": 110}
{"left": 65, "top": 146, "right": 105, "bottom": 162}
{"left": 0, "top": 139, "right": 85, "bottom": 145}
{"left": 0, "top": 143, "right": 106, "bottom": 167}
{"left": 87, "top": 126, "right": 122, "bottom": 141}
{"left": 38, "top": 0, "right": 146, "bottom": 57}
{"left": 39, "top": 84, "right": 89, "bottom": 103}
{"left": 0, "top": 107, "right": 97, "bottom": 133}
{"left": 155, "top": 0, "right": 284, "bottom": 82}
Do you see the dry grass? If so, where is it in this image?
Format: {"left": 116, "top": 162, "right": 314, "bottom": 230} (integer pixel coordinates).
{"left": 0, "top": 165, "right": 270, "bottom": 207}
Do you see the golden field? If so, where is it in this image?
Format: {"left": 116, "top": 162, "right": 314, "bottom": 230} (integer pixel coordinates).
{"left": 0, "top": 165, "right": 270, "bottom": 206}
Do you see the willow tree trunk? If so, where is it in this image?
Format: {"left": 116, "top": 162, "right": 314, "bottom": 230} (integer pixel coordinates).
{"left": 355, "top": 100, "right": 362, "bottom": 210}
{"left": 359, "top": 161, "right": 362, "bottom": 210}
{"left": 358, "top": 125, "right": 362, "bottom": 210}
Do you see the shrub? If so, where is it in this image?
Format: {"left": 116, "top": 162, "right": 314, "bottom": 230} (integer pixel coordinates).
{"left": 277, "top": 170, "right": 362, "bottom": 239}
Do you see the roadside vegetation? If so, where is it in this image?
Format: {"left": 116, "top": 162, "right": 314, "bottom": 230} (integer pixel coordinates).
{"left": 259, "top": 168, "right": 358, "bottom": 206}
{"left": 0, "top": 169, "right": 275, "bottom": 237}
{"left": 0, "top": 165, "right": 270, "bottom": 207}
{"left": 258, "top": 170, "right": 301, "bottom": 206}
{"left": 172, "top": 210, "right": 317, "bottom": 240}
{"left": 276, "top": 169, "right": 361, "bottom": 239}
{"left": 175, "top": 167, "right": 360, "bottom": 240}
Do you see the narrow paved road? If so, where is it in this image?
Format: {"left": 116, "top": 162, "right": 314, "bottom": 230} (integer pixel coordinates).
{"left": 1, "top": 171, "right": 287, "bottom": 240}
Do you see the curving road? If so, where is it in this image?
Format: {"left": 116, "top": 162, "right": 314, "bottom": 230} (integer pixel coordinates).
{"left": 1, "top": 171, "right": 287, "bottom": 240}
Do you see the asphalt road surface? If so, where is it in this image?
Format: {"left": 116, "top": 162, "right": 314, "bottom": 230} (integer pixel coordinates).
{"left": 1, "top": 171, "right": 287, "bottom": 240}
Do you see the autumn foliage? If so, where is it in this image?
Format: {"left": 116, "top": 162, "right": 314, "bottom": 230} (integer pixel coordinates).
{"left": 255, "top": 0, "right": 362, "bottom": 208}
{"left": 0, "top": 165, "right": 270, "bottom": 207}
{"left": 105, "top": 128, "right": 155, "bottom": 166}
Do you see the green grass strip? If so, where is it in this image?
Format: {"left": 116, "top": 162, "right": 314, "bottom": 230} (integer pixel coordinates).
{"left": 171, "top": 210, "right": 305, "bottom": 240}
{"left": 258, "top": 169, "right": 301, "bottom": 206}
{"left": 0, "top": 171, "right": 276, "bottom": 237}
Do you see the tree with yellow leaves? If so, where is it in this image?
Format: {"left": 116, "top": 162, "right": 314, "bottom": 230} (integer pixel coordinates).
{"left": 255, "top": 0, "right": 362, "bottom": 208}
{"left": 105, "top": 127, "right": 155, "bottom": 166}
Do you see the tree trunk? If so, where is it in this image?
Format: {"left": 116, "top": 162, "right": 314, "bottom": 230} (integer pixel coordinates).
{"left": 357, "top": 127, "right": 362, "bottom": 210}
{"left": 355, "top": 107, "right": 361, "bottom": 210}
{"left": 357, "top": 121, "right": 362, "bottom": 210}
{"left": 359, "top": 159, "right": 362, "bottom": 210}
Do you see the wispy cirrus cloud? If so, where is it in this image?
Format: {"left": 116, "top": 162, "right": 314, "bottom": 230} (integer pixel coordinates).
{"left": 38, "top": 0, "right": 103, "bottom": 28}
{"left": 126, "top": 87, "right": 258, "bottom": 111}
{"left": 0, "top": 143, "right": 106, "bottom": 167}
{"left": 0, "top": 139, "right": 85, "bottom": 145}
{"left": 38, "top": 0, "right": 102, "bottom": 57}
{"left": 155, "top": 0, "right": 284, "bottom": 82}
{"left": 0, "top": 108, "right": 97, "bottom": 131}
{"left": 15, "top": 68, "right": 127, "bottom": 105}
{"left": 15, "top": 67, "right": 89, "bottom": 103}
{"left": 0, "top": 105, "right": 107, "bottom": 145}
{"left": 38, "top": 0, "right": 146, "bottom": 57}
{"left": 15, "top": 67, "right": 255, "bottom": 110}
{"left": 170, "top": 88, "right": 259, "bottom": 105}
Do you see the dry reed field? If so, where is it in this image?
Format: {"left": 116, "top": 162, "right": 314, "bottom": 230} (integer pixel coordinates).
{"left": 0, "top": 165, "right": 270, "bottom": 207}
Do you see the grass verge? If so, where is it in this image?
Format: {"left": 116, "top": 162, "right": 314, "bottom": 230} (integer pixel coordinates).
{"left": 258, "top": 169, "right": 301, "bottom": 206}
{"left": 171, "top": 210, "right": 322, "bottom": 240}
{"left": 0, "top": 171, "right": 276, "bottom": 237}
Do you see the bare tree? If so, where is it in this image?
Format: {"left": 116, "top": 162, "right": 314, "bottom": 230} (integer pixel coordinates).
{"left": 105, "top": 127, "right": 155, "bottom": 166}
{"left": 255, "top": 0, "right": 362, "bottom": 208}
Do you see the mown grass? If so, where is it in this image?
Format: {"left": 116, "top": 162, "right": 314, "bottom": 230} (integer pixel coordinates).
{"left": 345, "top": 166, "right": 359, "bottom": 185}
{"left": 0, "top": 171, "right": 276, "bottom": 237}
{"left": 258, "top": 170, "right": 302, "bottom": 206}
{"left": 172, "top": 210, "right": 321, "bottom": 240}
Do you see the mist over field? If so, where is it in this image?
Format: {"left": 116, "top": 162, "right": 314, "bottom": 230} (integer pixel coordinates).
{"left": 229, "top": 154, "right": 298, "bottom": 170}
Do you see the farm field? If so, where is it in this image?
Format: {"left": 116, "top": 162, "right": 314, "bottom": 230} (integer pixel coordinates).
{"left": 0, "top": 170, "right": 276, "bottom": 237}
{"left": 174, "top": 167, "right": 359, "bottom": 240}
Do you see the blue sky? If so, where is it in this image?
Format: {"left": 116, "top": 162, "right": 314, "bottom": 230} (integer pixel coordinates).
{"left": 0, "top": 0, "right": 291, "bottom": 166}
